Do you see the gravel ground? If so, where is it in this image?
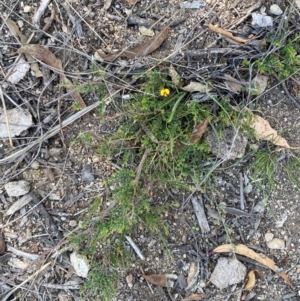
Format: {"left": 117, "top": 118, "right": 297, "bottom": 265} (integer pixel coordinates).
{"left": 1, "top": 0, "right": 300, "bottom": 300}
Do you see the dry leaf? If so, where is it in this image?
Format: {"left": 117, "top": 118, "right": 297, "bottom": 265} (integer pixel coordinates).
{"left": 101, "top": 25, "right": 169, "bottom": 61}
{"left": 248, "top": 113, "right": 297, "bottom": 149}
{"left": 125, "top": 0, "right": 137, "bottom": 4}
{"left": 190, "top": 117, "right": 209, "bottom": 143}
{"left": 181, "top": 82, "right": 211, "bottom": 93}
{"left": 183, "top": 293, "right": 206, "bottom": 301}
{"left": 213, "top": 244, "right": 294, "bottom": 289}
{"left": 142, "top": 274, "right": 168, "bottom": 287}
{"left": 224, "top": 74, "right": 243, "bottom": 94}
{"left": 169, "top": 65, "right": 181, "bottom": 86}
{"left": 0, "top": 232, "right": 5, "bottom": 255}
{"left": 208, "top": 24, "right": 259, "bottom": 44}
{"left": 4, "top": 17, "right": 43, "bottom": 77}
{"left": 245, "top": 270, "right": 258, "bottom": 291}
{"left": 18, "top": 45, "right": 86, "bottom": 108}
{"left": 5, "top": 194, "right": 32, "bottom": 216}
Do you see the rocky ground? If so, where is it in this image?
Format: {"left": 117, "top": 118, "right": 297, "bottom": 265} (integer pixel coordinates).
{"left": 1, "top": 0, "right": 300, "bottom": 300}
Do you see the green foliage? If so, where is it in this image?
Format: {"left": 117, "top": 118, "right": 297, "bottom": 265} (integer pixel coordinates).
{"left": 70, "top": 132, "right": 94, "bottom": 146}
{"left": 250, "top": 148, "right": 278, "bottom": 188}
{"left": 81, "top": 265, "right": 118, "bottom": 301}
{"left": 103, "top": 71, "right": 213, "bottom": 182}
{"left": 70, "top": 166, "right": 169, "bottom": 299}
{"left": 72, "top": 101, "right": 82, "bottom": 112}
{"left": 255, "top": 33, "right": 300, "bottom": 79}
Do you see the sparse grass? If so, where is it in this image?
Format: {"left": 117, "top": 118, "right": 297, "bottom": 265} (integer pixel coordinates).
{"left": 71, "top": 62, "right": 300, "bottom": 299}
{"left": 247, "top": 30, "right": 300, "bottom": 79}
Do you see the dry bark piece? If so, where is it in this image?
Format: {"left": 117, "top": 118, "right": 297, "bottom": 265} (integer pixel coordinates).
{"left": 0, "top": 232, "right": 5, "bottom": 255}
{"left": 5, "top": 194, "right": 32, "bottom": 216}
{"left": 101, "top": 25, "right": 169, "bottom": 61}
{"left": 18, "top": 44, "right": 86, "bottom": 108}
{"left": 190, "top": 118, "right": 209, "bottom": 143}
{"left": 213, "top": 244, "right": 294, "bottom": 289}
{"left": 208, "top": 24, "right": 259, "bottom": 44}
{"left": 191, "top": 195, "right": 210, "bottom": 233}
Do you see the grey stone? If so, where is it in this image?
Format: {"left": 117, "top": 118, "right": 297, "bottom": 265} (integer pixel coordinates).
{"left": 210, "top": 257, "right": 247, "bottom": 289}
{"left": 5, "top": 181, "right": 30, "bottom": 197}
{"left": 206, "top": 127, "right": 248, "bottom": 161}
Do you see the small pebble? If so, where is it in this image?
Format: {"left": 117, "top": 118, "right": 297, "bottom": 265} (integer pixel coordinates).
{"left": 69, "top": 220, "right": 77, "bottom": 227}
{"left": 23, "top": 5, "right": 31, "bottom": 13}
{"left": 270, "top": 4, "right": 283, "bottom": 15}
{"left": 265, "top": 232, "right": 274, "bottom": 242}
{"left": 31, "top": 161, "right": 40, "bottom": 170}
{"left": 267, "top": 238, "right": 285, "bottom": 249}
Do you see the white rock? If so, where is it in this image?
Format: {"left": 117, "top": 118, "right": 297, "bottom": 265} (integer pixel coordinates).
{"left": 296, "top": 0, "right": 300, "bottom": 9}
{"left": 69, "top": 220, "right": 77, "bottom": 227}
{"left": 23, "top": 5, "right": 31, "bottom": 13}
{"left": 210, "top": 257, "right": 246, "bottom": 289}
{"left": 267, "top": 238, "right": 285, "bottom": 249}
{"left": 252, "top": 13, "right": 273, "bottom": 27}
{"left": 70, "top": 251, "right": 90, "bottom": 278}
{"left": 251, "top": 74, "right": 269, "bottom": 95}
{"left": 270, "top": 4, "right": 283, "bottom": 15}
{"left": 7, "top": 56, "right": 30, "bottom": 84}
{"left": 31, "top": 161, "right": 40, "bottom": 170}
{"left": 139, "top": 26, "right": 155, "bottom": 37}
{"left": 5, "top": 181, "right": 30, "bottom": 197}
{"left": 180, "top": 1, "right": 206, "bottom": 9}
{"left": 265, "top": 232, "right": 274, "bottom": 242}
{"left": 0, "top": 108, "right": 33, "bottom": 138}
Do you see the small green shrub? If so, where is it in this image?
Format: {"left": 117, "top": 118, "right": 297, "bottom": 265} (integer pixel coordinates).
{"left": 254, "top": 33, "right": 300, "bottom": 79}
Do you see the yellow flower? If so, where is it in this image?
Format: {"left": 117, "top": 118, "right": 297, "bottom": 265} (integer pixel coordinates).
{"left": 160, "top": 88, "right": 170, "bottom": 97}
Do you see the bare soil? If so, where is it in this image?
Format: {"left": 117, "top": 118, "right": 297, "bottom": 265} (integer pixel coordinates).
{"left": 1, "top": 0, "right": 300, "bottom": 300}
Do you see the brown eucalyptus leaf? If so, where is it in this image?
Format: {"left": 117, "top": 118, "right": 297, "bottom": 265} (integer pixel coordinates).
{"left": 102, "top": 25, "right": 169, "bottom": 61}
{"left": 190, "top": 117, "right": 209, "bottom": 143}
{"left": 245, "top": 270, "right": 258, "bottom": 291}
{"left": 248, "top": 112, "right": 300, "bottom": 149}
{"left": 183, "top": 293, "right": 206, "bottom": 301}
{"left": 4, "top": 17, "right": 42, "bottom": 77}
{"left": 18, "top": 45, "right": 86, "bottom": 108}
{"left": 125, "top": 0, "right": 137, "bottom": 4}
{"left": 213, "top": 244, "right": 294, "bottom": 289}
{"left": 142, "top": 274, "right": 168, "bottom": 287}
{"left": 208, "top": 24, "right": 259, "bottom": 44}
{"left": 0, "top": 232, "right": 6, "bottom": 255}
